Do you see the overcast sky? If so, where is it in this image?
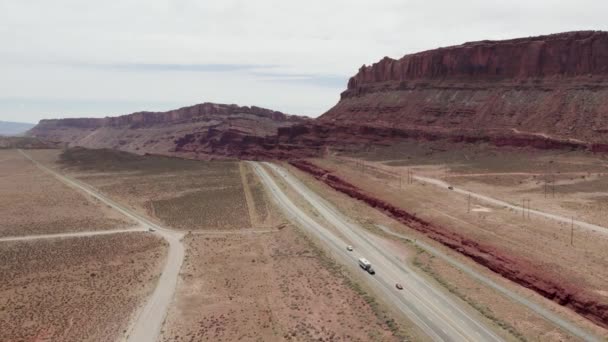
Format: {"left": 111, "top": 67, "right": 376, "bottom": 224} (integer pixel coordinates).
{"left": 1, "top": 0, "right": 607, "bottom": 123}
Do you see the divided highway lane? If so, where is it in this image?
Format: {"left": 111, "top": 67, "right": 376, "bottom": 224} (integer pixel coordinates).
{"left": 18, "top": 150, "right": 185, "bottom": 342}
{"left": 251, "top": 161, "right": 503, "bottom": 342}
{"left": 374, "top": 224, "right": 602, "bottom": 342}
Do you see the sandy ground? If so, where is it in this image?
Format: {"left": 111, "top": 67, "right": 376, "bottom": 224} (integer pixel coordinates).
{"left": 283, "top": 158, "right": 608, "bottom": 340}
{"left": 0, "top": 232, "right": 167, "bottom": 342}
{"left": 0, "top": 150, "right": 132, "bottom": 237}
{"left": 349, "top": 141, "right": 608, "bottom": 227}
{"left": 29, "top": 148, "right": 406, "bottom": 341}
{"left": 160, "top": 225, "right": 401, "bottom": 342}
{"left": 160, "top": 163, "right": 404, "bottom": 341}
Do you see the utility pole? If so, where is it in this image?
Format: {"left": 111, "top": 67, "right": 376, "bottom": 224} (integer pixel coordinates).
{"left": 521, "top": 199, "right": 531, "bottom": 220}
{"left": 571, "top": 216, "right": 574, "bottom": 246}
{"left": 467, "top": 194, "right": 471, "bottom": 213}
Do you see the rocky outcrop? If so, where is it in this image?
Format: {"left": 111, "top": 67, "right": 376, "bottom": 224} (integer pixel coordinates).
{"left": 347, "top": 31, "right": 608, "bottom": 87}
{"left": 322, "top": 31, "right": 608, "bottom": 146}
{"left": 28, "top": 102, "right": 310, "bottom": 159}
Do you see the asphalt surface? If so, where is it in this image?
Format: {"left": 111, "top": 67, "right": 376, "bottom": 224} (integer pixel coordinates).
{"left": 338, "top": 156, "right": 605, "bottom": 339}
{"left": 251, "top": 161, "right": 504, "bottom": 342}
{"left": 374, "top": 224, "right": 602, "bottom": 342}
{"left": 18, "top": 150, "right": 184, "bottom": 342}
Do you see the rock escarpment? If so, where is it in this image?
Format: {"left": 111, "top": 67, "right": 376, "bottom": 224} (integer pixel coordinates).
{"left": 29, "top": 103, "right": 310, "bottom": 159}
{"left": 321, "top": 31, "right": 608, "bottom": 147}
{"left": 30, "top": 32, "right": 608, "bottom": 157}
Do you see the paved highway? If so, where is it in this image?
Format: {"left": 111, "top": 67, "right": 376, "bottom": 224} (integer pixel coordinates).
{"left": 374, "top": 224, "right": 602, "bottom": 342}
{"left": 251, "top": 161, "right": 503, "bottom": 342}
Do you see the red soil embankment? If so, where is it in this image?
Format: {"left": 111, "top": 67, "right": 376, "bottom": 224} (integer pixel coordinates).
{"left": 290, "top": 159, "right": 608, "bottom": 329}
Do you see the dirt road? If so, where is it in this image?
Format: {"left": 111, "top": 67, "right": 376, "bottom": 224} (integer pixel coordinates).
{"left": 252, "top": 161, "right": 503, "bottom": 342}
{"left": 337, "top": 155, "right": 608, "bottom": 235}
{"left": 0, "top": 227, "right": 146, "bottom": 242}
{"left": 18, "top": 150, "right": 184, "bottom": 342}
{"left": 414, "top": 174, "right": 608, "bottom": 236}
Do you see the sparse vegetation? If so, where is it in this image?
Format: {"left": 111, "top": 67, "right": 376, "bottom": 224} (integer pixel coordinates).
{"left": 59, "top": 147, "right": 228, "bottom": 174}
{"left": 153, "top": 187, "right": 249, "bottom": 229}
{"left": 0, "top": 233, "right": 167, "bottom": 342}
{"left": 60, "top": 147, "right": 250, "bottom": 230}
{"left": 0, "top": 136, "right": 58, "bottom": 149}
{"left": 0, "top": 150, "right": 132, "bottom": 237}
{"left": 161, "top": 226, "right": 406, "bottom": 341}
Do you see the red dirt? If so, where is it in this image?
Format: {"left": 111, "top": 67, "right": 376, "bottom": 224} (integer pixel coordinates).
{"left": 289, "top": 159, "right": 608, "bottom": 330}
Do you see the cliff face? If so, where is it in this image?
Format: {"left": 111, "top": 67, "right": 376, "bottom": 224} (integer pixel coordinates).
{"left": 322, "top": 31, "right": 608, "bottom": 146}
{"left": 29, "top": 31, "right": 608, "bottom": 157}
{"left": 347, "top": 31, "right": 608, "bottom": 87}
{"left": 29, "top": 102, "right": 310, "bottom": 159}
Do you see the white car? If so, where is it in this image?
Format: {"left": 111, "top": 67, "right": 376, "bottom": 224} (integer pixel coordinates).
{"left": 346, "top": 245, "right": 353, "bottom": 251}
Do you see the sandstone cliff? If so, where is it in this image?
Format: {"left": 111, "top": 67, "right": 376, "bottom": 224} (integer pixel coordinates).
{"left": 29, "top": 31, "right": 608, "bottom": 157}
{"left": 28, "top": 102, "right": 309, "bottom": 159}
{"left": 321, "top": 31, "right": 608, "bottom": 147}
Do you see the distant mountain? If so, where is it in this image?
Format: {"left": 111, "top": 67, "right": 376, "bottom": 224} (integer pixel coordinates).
{"left": 0, "top": 120, "right": 36, "bottom": 136}
{"left": 28, "top": 102, "right": 310, "bottom": 159}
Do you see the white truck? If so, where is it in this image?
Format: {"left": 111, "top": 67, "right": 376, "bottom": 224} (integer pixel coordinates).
{"left": 358, "top": 258, "right": 375, "bottom": 274}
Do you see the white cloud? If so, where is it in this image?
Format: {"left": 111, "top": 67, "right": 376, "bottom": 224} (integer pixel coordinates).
{"left": 0, "top": 0, "right": 607, "bottom": 122}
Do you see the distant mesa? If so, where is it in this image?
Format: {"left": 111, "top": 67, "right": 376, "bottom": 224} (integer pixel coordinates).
{"left": 0, "top": 120, "right": 36, "bottom": 136}
{"left": 28, "top": 102, "right": 311, "bottom": 159}
{"left": 319, "top": 31, "right": 608, "bottom": 150}
{"left": 28, "top": 31, "right": 608, "bottom": 158}
{"left": 344, "top": 31, "right": 608, "bottom": 90}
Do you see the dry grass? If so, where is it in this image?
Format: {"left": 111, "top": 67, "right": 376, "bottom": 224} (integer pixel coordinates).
{"left": 57, "top": 148, "right": 251, "bottom": 231}
{"left": 152, "top": 187, "right": 250, "bottom": 229}
{"left": 0, "top": 150, "right": 132, "bottom": 237}
{"left": 0, "top": 232, "right": 167, "bottom": 342}
{"left": 160, "top": 226, "right": 401, "bottom": 342}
